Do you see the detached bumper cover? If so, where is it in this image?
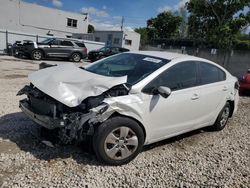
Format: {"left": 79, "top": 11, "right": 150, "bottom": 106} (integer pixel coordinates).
{"left": 19, "top": 99, "right": 64, "bottom": 129}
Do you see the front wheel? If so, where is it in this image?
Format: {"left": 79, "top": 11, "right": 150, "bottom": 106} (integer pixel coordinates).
{"left": 31, "top": 50, "right": 43, "bottom": 60}
{"left": 93, "top": 116, "right": 144, "bottom": 165}
{"left": 211, "top": 102, "right": 231, "bottom": 131}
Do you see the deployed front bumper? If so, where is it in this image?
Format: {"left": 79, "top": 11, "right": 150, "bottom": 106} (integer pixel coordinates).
{"left": 19, "top": 99, "right": 65, "bottom": 129}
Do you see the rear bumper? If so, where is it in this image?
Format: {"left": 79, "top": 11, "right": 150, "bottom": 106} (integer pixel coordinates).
{"left": 19, "top": 99, "right": 64, "bottom": 129}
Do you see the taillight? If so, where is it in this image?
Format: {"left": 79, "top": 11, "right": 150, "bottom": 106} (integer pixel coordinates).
{"left": 235, "top": 81, "right": 240, "bottom": 90}
{"left": 84, "top": 48, "right": 87, "bottom": 54}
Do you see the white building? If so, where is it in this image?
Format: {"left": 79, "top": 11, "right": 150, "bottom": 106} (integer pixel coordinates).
{"left": 0, "top": 0, "right": 89, "bottom": 38}
{"left": 73, "top": 30, "right": 141, "bottom": 51}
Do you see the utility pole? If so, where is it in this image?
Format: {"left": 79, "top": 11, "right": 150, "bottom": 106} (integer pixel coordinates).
{"left": 121, "top": 16, "right": 124, "bottom": 31}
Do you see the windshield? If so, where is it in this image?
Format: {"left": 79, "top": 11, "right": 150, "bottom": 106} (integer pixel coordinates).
{"left": 85, "top": 53, "right": 170, "bottom": 85}
{"left": 40, "top": 38, "right": 55, "bottom": 44}
{"left": 99, "top": 47, "right": 110, "bottom": 52}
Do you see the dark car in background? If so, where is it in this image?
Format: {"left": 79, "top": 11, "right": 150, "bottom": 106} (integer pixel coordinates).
{"left": 239, "top": 69, "right": 250, "bottom": 93}
{"left": 88, "top": 46, "right": 129, "bottom": 62}
{"left": 19, "top": 38, "right": 87, "bottom": 62}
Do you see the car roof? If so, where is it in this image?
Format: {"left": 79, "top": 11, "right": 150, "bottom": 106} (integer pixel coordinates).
{"left": 128, "top": 51, "right": 231, "bottom": 75}
{"left": 52, "top": 38, "right": 84, "bottom": 43}
{"left": 129, "top": 51, "right": 191, "bottom": 60}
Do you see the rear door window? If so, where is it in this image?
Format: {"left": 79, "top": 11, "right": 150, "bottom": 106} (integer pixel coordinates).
{"left": 75, "top": 42, "right": 85, "bottom": 48}
{"left": 199, "top": 62, "right": 226, "bottom": 85}
{"left": 51, "top": 40, "right": 62, "bottom": 45}
{"left": 61, "top": 40, "right": 74, "bottom": 46}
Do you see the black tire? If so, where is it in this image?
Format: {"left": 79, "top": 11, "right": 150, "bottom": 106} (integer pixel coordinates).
{"left": 31, "top": 50, "right": 43, "bottom": 61}
{"left": 93, "top": 116, "right": 144, "bottom": 165}
{"left": 211, "top": 102, "right": 231, "bottom": 131}
{"left": 71, "top": 52, "right": 82, "bottom": 62}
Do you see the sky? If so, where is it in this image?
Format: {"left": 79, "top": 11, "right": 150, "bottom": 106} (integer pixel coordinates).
{"left": 23, "top": 0, "right": 189, "bottom": 30}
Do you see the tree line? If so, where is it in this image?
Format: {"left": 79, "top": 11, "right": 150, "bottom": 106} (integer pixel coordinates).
{"left": 135, "top": 0, "right": 250, "bottom": 50}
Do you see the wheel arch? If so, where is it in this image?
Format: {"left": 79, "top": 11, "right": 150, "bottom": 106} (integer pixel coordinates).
{"left": 70, "top": 51, "right": 83, "bottom": 58}
{"left": 106, "top": 112, "right": 147, "bottom": 143}
{"left": 32, "top": 48, "right": 45, "bottom": 57}
{"left": 227, "top": 100, "right": 235, "bottom": 117}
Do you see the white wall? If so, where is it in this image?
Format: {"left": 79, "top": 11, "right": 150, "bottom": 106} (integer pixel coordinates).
{"left": 0, "top": 0, "right": 88, "bottom": 37}
{"left": 83, "top": 40, "right": 105, "bottom": 52}
{"left": 93, "top": 30, "right": 141, "bottom": 51}
{"left": 94, "top": 31, "right": 123, "bottom": 47}
{"left": 0, "top": 31, "right": 7, "bottom": 53}
{"left": 122, "top": 31, "right": 141, "bottom": 51}
{"left": 0, "top": 29, "right": 51, "bottom": 53}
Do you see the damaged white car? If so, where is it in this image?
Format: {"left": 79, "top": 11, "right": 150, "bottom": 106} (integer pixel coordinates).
{"left": 18, "top": 51, "right": 239, "bottom": 165}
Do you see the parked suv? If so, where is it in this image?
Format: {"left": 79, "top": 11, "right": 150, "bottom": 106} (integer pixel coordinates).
{"left": 88, "top": 46, "right": 129, "bottom": 62}
{"left": 19, "top": 38, "right": 87, "bottom": 62}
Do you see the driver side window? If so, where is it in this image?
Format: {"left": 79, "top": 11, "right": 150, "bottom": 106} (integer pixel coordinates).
{"left": 143, "top": 61, "right": 198, "bottom": 94}
{"left": 51, "top": 40, "right": 62, "bottom": 45}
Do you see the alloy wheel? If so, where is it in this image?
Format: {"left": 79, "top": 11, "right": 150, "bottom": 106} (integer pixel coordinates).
{"left": 104, "top": 126, "right": 138, "bottom": 160}
{"left": 72, "top": 53, "right": 81, "bottom": 62}
{"left": 220, "top": 106, "right": 230, "bottom": 127}
{"left": 33, "top": 51, "right": 42, "bottom": 60}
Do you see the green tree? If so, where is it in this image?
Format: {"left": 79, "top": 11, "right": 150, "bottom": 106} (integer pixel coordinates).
{"left": 187, "top": 0, "right": 250, "bottom": 48}
{"left": 147, "top": 11, "right": 183, "bottom": 40}
{"left": 88, "top": 24, "right": 95, "bottom": 33}
{"left": 134, "top": 27, "right": 148, "bottom": 47}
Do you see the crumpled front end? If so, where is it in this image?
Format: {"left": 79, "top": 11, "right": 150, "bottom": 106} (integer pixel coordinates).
{"left": 18, "top": 83, "right": 131, "bottom": 144}
{"left": 28, "top": 63, "right": 127, "bottom": 107}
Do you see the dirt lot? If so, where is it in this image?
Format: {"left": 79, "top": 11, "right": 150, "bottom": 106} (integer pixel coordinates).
{"left": 0, "top": 56, "right": 249, "bottom": 188}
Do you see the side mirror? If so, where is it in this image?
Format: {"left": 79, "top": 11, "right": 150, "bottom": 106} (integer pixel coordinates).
{"left": 155, "top": 86, "right": 171, "bottom": 98}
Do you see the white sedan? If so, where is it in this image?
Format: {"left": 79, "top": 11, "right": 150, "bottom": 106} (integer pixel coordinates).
{"left": 18, "top": 51, "right": 239, "bottom": 165}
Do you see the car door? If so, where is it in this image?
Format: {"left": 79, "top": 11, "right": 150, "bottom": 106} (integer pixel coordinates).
{"left": 195, "top": 62, "right": 228, "bottom": 125}
{"left": 58, "top": 40, "right": 75, "bottom": 57}
{"left": 141, "top": 61, "right": 204, "bottom": 142}
{"left": 44, "top": 39, "right": 62, "bottom": 57}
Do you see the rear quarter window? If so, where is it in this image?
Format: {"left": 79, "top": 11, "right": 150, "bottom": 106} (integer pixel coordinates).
{"left": 199, "top": 62, "right": 226, "bottom": 85}
{"left": 75, "top": 42, "right": 86, "bottom": 48}
{"left": 61, "top": 41, "right": 74, "bottom": 46}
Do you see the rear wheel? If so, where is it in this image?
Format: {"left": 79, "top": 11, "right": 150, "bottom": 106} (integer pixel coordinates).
{"left": 93, "top": 116, "right": 144, "bottom": 165}
{"left": 31, "top": 50, "right": 43, "bottom": 60}
{"left": 211, "top": 102, "right": 231, "bottom": 131}
{"left": 71, "top": 53, "right": 81, "bottom": 62}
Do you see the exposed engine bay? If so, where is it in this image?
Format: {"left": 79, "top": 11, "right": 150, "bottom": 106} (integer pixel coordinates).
{"left": 18, "top": 83, "right": 131, "bottom": 144}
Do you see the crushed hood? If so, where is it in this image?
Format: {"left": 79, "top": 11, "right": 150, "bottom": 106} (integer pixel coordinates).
{"left": 28, "top": 63, "right": 127, "bottom": 107}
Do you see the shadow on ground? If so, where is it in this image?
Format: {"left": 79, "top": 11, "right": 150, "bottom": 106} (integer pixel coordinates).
{"left": 14, "top": 55, "right": 89, "bottom": 63}
{"left": 239, "top": 90, "right": 250, "bottom": 97}
{"left": 0, "top": 112, "right": 100, "bottom": 165}
{"left": 0, "top": 112, "right": 207, "bottom": 166}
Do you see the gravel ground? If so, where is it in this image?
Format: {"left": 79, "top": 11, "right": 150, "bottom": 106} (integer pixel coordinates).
{"left": 0, "top": 56, "right": 249, "bottom": 188}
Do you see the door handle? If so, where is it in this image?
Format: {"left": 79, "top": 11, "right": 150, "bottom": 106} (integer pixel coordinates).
{"left": 222, "top": 86, "right": 228, "bottom": 91}
{"left": 191, "top": 94, "right": 199, "bottom": 100}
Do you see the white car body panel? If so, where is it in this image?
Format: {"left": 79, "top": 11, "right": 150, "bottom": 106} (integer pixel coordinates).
{"left": 28, "top": 63, "right": 127, "bottom": 107}
{"left": 28, "top": 51, "right": 239, "bottom": 145}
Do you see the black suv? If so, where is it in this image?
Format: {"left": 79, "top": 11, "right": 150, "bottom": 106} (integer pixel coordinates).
{"left": 88, "top": 46, "right": 129, "bottom": 62}
{"left": 19, "top": 38, "right": 87, "bottom": 62}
